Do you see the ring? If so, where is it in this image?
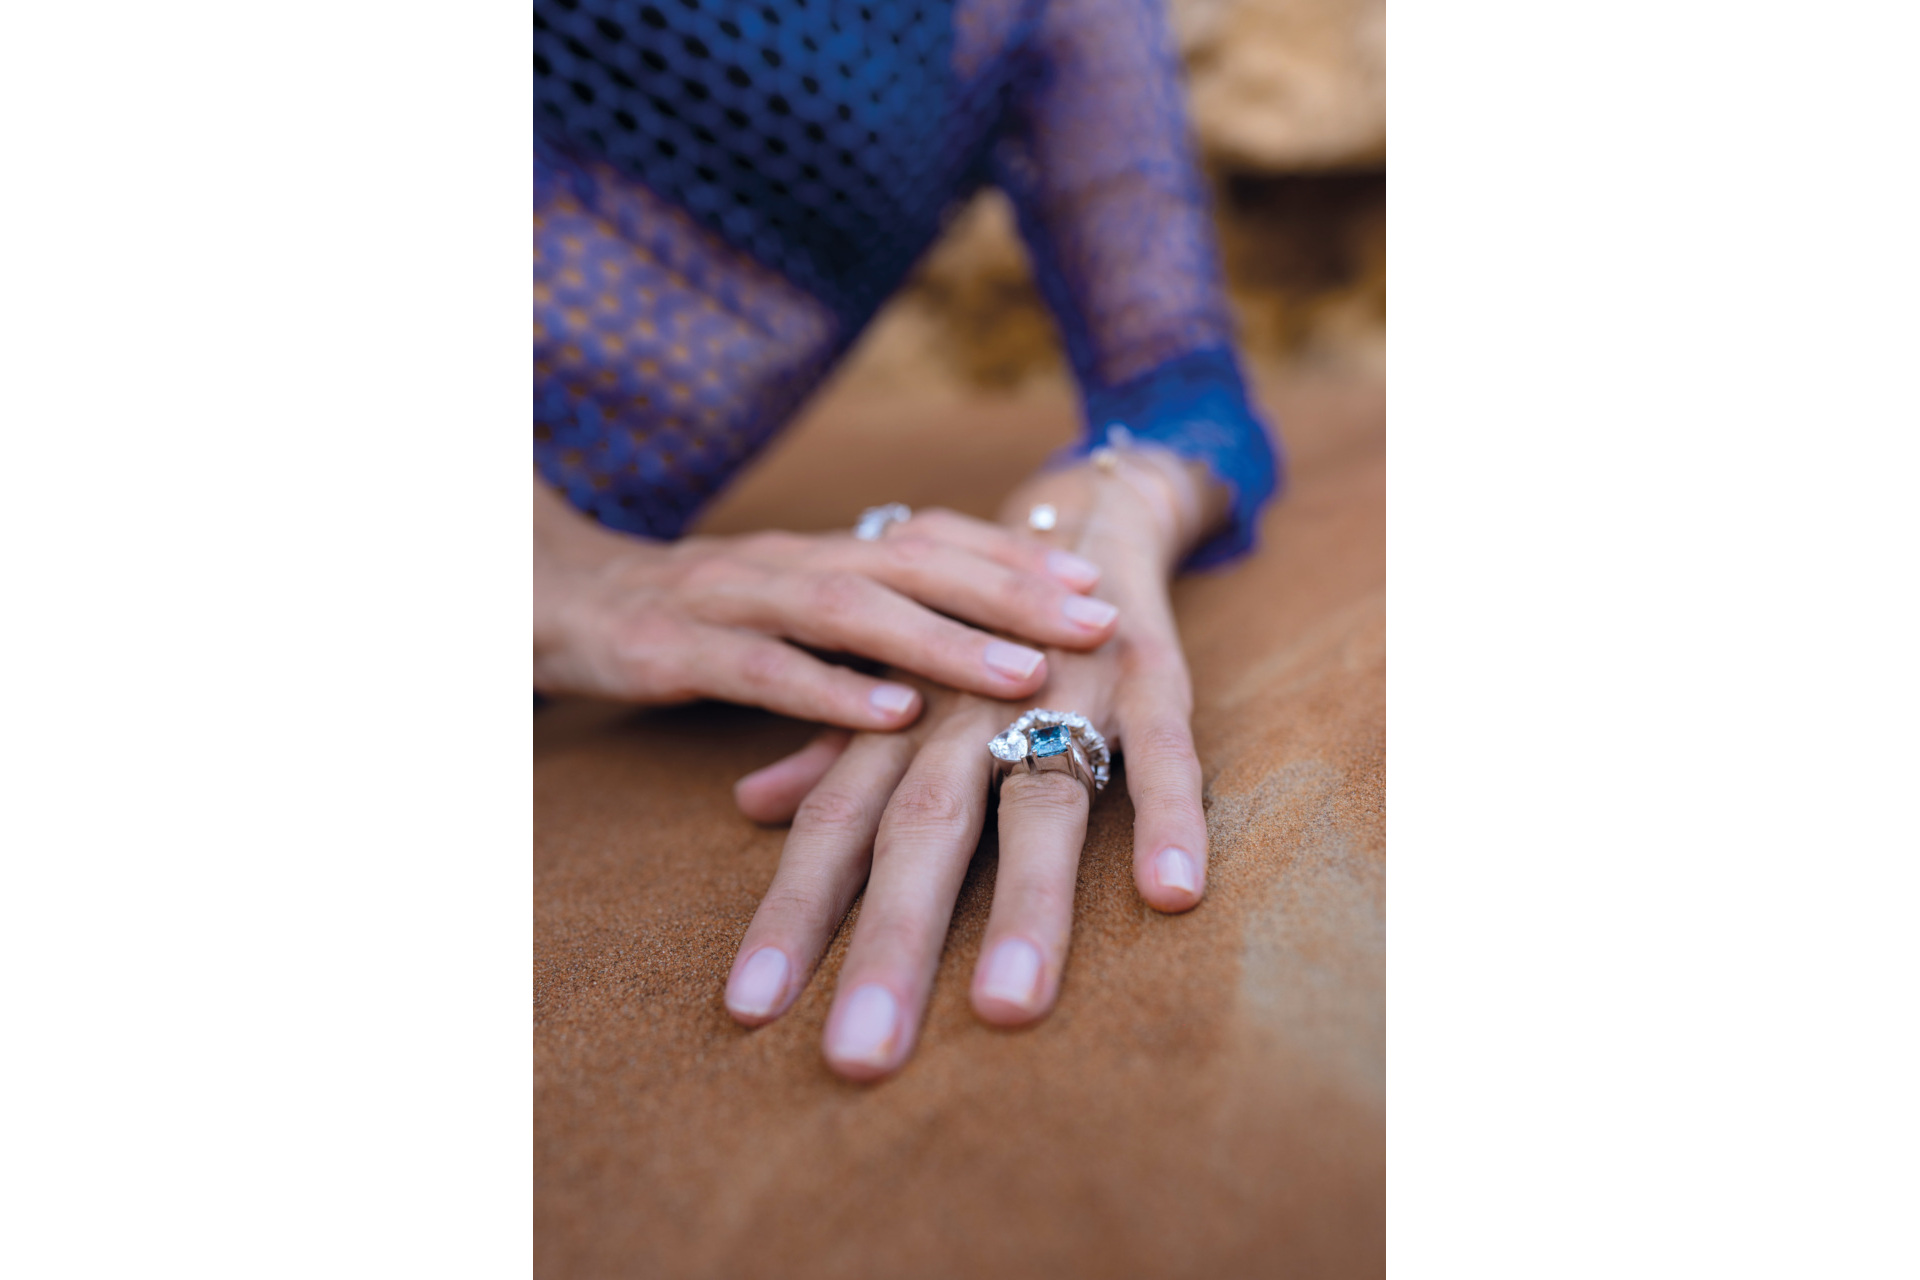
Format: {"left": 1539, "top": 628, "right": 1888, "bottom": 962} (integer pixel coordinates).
{"left": 988, "top": 708, "right": 1112, "bottom": 802}
{"left": 1026, "top": 502, "right": 1057, "bottom": 532}
{"left": 1091, "top": 422, "right": 1134, "bottom": 473}
{"left": 854, "top": 503, "right": 911, "bottom": 541}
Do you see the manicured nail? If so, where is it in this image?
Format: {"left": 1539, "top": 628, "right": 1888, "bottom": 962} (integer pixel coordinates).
{"left": 1061, "top": 595, "right": 1118, "bottom": 630}
{"left": 828, "top": 984, "right": 899, "bottom": 1065}
{"left": 869, "top": 682, "right": 917, "bottom": 717}
{"left": 727, "top": 947, "right": 790, "bottom": 1019}
{"left": 1046, "top": 549, "right": 1101, "bottom": 589}
{"left": 984, "top": 640, "right": 1045, "bottom": 681}
{"left": 1154, "top": 847, "right": 1199, "bottom": 896}
{"left": 978, "top": 938, "right": 1043, "bottom": 1007}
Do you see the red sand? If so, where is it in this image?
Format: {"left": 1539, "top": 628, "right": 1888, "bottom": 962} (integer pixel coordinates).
{"left": 535, "top": 370, "right": 1385, "bottom": 1279}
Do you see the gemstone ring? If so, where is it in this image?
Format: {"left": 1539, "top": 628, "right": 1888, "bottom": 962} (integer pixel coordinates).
{"left": 853, "top": 503, "right": 912, "bottom": 541}
{"left": 988, "top": 708, "right": 1111, "bottom": 803}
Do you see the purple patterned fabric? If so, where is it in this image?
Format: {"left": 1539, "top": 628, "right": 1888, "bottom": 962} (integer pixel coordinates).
{"left": 534, "top": 0, "right": 1280, "bottom": 566}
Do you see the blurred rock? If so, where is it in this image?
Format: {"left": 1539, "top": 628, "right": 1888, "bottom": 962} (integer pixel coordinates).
{"left": 1173, "top": 0, "right": 1386, "bottom": 171}
{"left": 834, "top": 0, "right": 1386, "bottom": 396}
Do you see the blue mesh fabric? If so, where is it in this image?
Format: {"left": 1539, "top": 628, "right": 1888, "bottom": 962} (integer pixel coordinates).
{"left": 534, "top": 0, "right": 1282, "bottom": 563}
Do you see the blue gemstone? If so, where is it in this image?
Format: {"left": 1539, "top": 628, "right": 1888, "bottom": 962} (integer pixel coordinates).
{"left": 1030, "top": 725, "right": 1071, "bottom": 758}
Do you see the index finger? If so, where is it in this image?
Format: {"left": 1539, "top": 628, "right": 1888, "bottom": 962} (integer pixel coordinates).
{"left": 902, "top": 507, "right": 1102, "bottom": 593}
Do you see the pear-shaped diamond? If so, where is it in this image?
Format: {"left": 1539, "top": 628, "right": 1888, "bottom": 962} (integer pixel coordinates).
{"left": 989, "top": 729, "right": 1028, "bottom": 762}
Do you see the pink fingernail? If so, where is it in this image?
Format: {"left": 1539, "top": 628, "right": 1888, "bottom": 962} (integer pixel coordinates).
{"left": 1061, "top": 595, "right": 1118, "bottom": 630}
{"left": 978, "top": 938, "right": 1043, "bottom": 1007}
{"left": 1046, "top": 549, "right": 1100, "bottom": 589}
{"left": 727, "top": 947, "right": 790, "bottom": 1019}
{"left": 828, "top": 984, "right": 899, "bottom": 1065}
{"left": 1154, "top": 847, "right": 1199, "bottom": 896}
{"left": 869, "top": 683, "right": 917, "bottom": 716}
{"left": 984, "top": 640, "right": 1045, "bottom": 681}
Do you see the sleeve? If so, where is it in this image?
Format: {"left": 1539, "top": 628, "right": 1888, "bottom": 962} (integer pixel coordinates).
{"left": 989, "top": 0, "right": 1282, "bottom": 568}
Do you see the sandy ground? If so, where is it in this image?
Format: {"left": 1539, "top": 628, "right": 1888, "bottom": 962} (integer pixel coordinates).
{"left": 534, "top": 367, "right": 1385, "bottom": 1279}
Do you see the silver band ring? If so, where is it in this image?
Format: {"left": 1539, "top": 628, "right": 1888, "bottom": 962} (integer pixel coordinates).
{"left": 988, "top": 708, "right": 1112, "bottom": 803}
{"left": 854, "top": 503, "right": 912, "bottom": 541}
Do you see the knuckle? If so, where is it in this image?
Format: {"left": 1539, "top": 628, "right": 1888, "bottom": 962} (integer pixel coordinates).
{"left": 807, "top": 570, "right": 872, "bottom": 619}
{"left": 748, "top": 531, "right": 808, "bottom": 560}
{"left": 1001, "top": 572, "right": 1055, "bottom": 616}
{"left": 884, "top": 534, "right": 939, "bottom": 566}
{"left": 847, "top": 911, "right": 922, "bottom": 965}
{"left": 1127, "top": 720, "right": 1197, "bottom": 765}
{"left": 613, "top": 617, "right": 693, "bottom": 699}
{"left": 1008, "top": 878, "right": 1075, "bottom": 922}
{"left": 756, "top": 880, "right": 837, "bottom": 925}
{"left": 675, "top": 553, "right": 752, "bottom": 595}
{"left": 884, "top": 776, "right": 973, "bottom": 832}
{"left": 1002, "top": 769, "right": 1089, "bottom": 818}
{"left": 794, "top": 786, "right": 871, "bottom": 837}
{"left": 1123, "top": 638, "right": 1189, "bottom": 680}
{"left": 733, "top": 643, "right": 794, "bottom": 693}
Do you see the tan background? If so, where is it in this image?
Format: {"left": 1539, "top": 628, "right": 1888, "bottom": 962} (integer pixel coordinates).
{"left": 536, "top": 5, "right": 1385, "bottom": 1275}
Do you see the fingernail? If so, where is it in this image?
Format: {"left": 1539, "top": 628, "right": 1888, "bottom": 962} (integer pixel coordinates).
{"left": 978, "top": 938, "right": 1043, "bottom": 1007}
{"left": 727, "top": 947, "right": 790, "bottom": 1019}
{"left": 1154, "top": 847, "right": 1199, "bottom": 896}
{"left": 1061, "top": 595, "right": 1118, "bottom": 630}
{"left": 984, "top": 640, "right": 1045, "bottom": 681}
{"left": 828, "top": 984, "right": 899, "bottom": 1065}
{"left": 1046, "top": 549, "right": 1100, "bottom": 589}
{"left": 869, "top": 682, "right": 917, "bottom": 716}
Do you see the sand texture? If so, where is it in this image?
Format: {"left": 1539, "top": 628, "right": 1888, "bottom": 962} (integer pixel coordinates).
{"left": 534, "top": 370, "right": 1385, "bottom": 1279}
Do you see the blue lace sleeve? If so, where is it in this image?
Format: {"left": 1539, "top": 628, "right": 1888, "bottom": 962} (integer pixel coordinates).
{"left": 991, "top": 0, "right": 1283, "bottom": 568}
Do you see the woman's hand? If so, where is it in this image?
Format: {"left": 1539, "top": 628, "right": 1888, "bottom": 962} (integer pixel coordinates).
{"left": 721, "top": 446, "right": 1229, "bottom": 1080}
{"left": 534, "top": 478, "right": 1120, "bottom": 730}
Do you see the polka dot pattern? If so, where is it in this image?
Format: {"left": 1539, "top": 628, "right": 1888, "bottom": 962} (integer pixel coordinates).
{"left": 533, "top": 0, "right": 1282, "bottom": 564}
{"left": 536, "top": 0, "right": 1006, "bottom": 327}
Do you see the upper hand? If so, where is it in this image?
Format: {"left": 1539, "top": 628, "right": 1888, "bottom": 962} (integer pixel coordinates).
{"left": 534, "top": 479, "right": 1120, "bottom": 730}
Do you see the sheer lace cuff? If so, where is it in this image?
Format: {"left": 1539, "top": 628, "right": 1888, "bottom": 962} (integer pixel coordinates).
{"left": 1065, "top": 346, "right": 1283, "bottom": 570}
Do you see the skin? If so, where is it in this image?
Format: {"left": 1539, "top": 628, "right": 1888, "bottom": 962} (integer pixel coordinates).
{"left": 719, "top": 446, "right": 1230, "bottom": 1081}
{"left": 534, "top": 478, "right": 1122, "bottom": 726}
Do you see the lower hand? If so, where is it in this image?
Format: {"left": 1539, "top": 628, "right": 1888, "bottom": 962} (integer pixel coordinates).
{"left": 721, "top": 446, "right": 1224, "bottom": 1080}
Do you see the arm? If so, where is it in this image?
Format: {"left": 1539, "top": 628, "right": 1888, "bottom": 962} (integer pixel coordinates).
{"left": 991, "top": 0, "right": 1282, "bottom": 566}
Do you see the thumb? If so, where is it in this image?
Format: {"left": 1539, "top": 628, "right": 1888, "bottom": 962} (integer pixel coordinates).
{"left": 733, "top": 729, "right": 854, "bottom": 823}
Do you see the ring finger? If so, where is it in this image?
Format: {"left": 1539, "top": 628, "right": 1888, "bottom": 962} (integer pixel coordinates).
{"left": 969, "top": 735, "right": 1096, "bottom": 1026}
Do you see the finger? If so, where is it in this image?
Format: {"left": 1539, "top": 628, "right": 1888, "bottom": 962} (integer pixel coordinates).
{"left": 902, "top": 507, "right": 1102, "bottom": 593}
{"left": 826, "top": 534, "right": 1119, "bottom": 652}
{"left": 970, "top": 764, "right": 1090, "bottom": 1026}
{"left": 820, "top": 703, "right": 1001, "bottom": 1080}
{"left": 1120, "top": 697, "right": 1209, "bottom": 913}
{"left": 734, "top": 729, "right": 852, "bottom": 824}
{"left": 725, "top": 732, "right": 917, "bottom": 1025}
{"left": 703, "top": 570, "right": 1052, "bottom": 701}
{"left": 666, "top": 625, "right": 925, "bottom": 731}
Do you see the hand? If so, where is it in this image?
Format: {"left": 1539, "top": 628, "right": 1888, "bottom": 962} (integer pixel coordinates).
{"left": 534, "top": 478, "right": 1120, "bottom": 730}
{"left": 721, "top": 446, "right": 1226, "bottom": 1080}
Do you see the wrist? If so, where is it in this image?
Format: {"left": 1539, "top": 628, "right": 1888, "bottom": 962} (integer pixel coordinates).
{"left": 534, "top": 476, "right": 664, "bottom": 651}
{"left": 1001, "top": 446, "right": 1227, "bottom": 579}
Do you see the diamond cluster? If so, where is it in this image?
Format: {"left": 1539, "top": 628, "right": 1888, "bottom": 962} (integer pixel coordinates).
{"left": 987, "top": 708, "right": 1112, "bottom": 793}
